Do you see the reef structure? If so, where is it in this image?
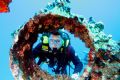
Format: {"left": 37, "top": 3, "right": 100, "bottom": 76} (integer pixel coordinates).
{"left": 10, "top": 0, "right": 120, "bottom": 80}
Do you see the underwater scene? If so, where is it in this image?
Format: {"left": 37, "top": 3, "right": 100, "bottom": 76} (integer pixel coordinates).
{"left": 0, "top": 0, "right": 120, "bottom": 80}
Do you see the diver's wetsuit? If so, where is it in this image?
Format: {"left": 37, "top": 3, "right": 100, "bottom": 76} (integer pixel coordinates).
{"left": 32, "top": 43, "right": 83, "bottom": 74}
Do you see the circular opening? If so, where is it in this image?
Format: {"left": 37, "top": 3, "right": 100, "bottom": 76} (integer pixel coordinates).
{"left": 10, "top": 13, "right": 95, "bottom": 79}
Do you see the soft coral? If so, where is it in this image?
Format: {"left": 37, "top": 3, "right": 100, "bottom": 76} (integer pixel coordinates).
{"left": 0, "top": 0, "right": 12, "bottom": 13}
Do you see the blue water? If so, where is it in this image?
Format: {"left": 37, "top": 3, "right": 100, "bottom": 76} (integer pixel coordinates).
{"left": 0, "top": 0, "right": 120, "bottom": 79}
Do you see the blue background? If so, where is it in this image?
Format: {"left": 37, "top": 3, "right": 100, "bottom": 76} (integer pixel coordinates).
{"left": 0, "top": 0, "right": 120, "bottom": 80}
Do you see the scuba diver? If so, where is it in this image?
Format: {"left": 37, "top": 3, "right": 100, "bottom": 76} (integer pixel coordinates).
{"left": 32, "top": 30, "right": 83, "bottom": 79}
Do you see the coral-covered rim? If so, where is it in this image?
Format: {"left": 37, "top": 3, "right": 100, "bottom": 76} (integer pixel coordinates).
{"left": 10, "top": 13, "right": 94, "bottom": 79}
{"left": 10, "top": 13, "right": 120, "bottom": 80}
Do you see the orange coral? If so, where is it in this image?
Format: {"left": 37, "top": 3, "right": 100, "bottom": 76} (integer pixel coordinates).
{"left": 0, "top": 0, "right": 11, "bottom": 13}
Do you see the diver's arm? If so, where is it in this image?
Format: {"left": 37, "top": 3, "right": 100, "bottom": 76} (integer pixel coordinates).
{"left": 32, "top": 43, "right": 42, "bottom": 59}
{"left": 69, "top": 46, "right": 83, "bottom": 73}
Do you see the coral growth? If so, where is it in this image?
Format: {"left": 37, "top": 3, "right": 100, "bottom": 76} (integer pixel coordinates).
{"left": 0, "top": 0, "right": 11, "bottom": 13}
{"left": 10, "top": 0, "right": 120, "bottom": 80}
